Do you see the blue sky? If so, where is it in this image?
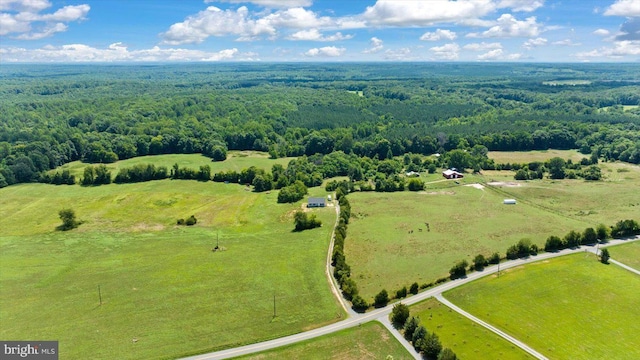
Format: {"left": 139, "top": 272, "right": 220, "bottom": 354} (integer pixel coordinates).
{"left": 1, "top": 0, "right": 639, "bottom": 62}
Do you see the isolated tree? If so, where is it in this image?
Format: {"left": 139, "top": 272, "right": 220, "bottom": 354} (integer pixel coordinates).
{"left": 488, "top": 252, "right": 500, "bottom": 264}
{"left": 449, "top": 260, "right": 468, "bottom": 279}
{"left": 600, "top": 248, "right": 610, "bottom": 264}
{"left": 544, "top": 235, "right": 563, "bottom": 251}
{"left": 396, "top": 286, "right": 407, "bottom": 299}
{"left": 374, "top": 289, "right": 389, "bottom": 308}
{"left": 58, "top": 208, "right": 78, "bottom": 231}
{"left": 390, "top": 303, "right": 410, "bottom": 329}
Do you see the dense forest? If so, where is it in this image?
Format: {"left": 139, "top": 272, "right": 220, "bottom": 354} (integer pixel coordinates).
{"left": 1, "top": 63, "right": 640, "bottom": 188}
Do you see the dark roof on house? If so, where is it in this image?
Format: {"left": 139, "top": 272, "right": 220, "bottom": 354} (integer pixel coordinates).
{"left": 308, "top": 197, "right": 326, "bottom": 203}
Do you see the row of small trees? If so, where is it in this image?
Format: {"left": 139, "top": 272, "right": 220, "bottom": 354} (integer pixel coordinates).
{"left": 391, "top": 303, "right": 458, "bottom": 360}
{"left": 445, "top": 219, "right": 639, "bottom": 280}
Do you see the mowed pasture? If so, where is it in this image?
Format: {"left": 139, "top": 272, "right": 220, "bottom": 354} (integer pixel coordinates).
{"left": 411, "top": 298, "right": 533, "bottom": 360}
{"left": 487, "top": 149, "right": 586, "bottom": 164}
{"left": 608, "top": 241, "right": 640, "bottom": 270}
{"left": 236, "top": 321, "right": 412, "bottom": 360}
{"left": 444, "top": 253, "right": 640, "bottom": 360}
{"left": 344, "top": 183, "right": 589, "bottom": 300}
{"left": 0, "top": 180, "right": 342, "bottom": 359}
{"left": 50, "top": 151, "right": 294, "bottom": 180}
{"left": 491, "top": 161, "right": 640, "bottom": 225}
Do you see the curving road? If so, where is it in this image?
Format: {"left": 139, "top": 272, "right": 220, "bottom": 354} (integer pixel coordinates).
{"left": 183, "top": 237, "right": 640, "bottom": 360}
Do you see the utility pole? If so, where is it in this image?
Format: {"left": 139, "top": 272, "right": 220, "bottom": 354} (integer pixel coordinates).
{"left": 98, "top": 285, "right": 102, "bottom": 306}
{"left": 497, "top": 262, "right": 500, "bottom": 278}
{"left": 273, "top": 293, "right": 276, "bottom": 318}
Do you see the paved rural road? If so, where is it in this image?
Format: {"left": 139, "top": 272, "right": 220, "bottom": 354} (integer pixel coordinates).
{"left": 183, "top": 237, "right": 640, "bottom": 360}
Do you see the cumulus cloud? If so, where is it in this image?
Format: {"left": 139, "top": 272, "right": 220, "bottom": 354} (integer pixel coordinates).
{"left": 287, "top": 28, "right": 353, "bottom": 41}
{"left": 522, "top": 37, "right": 547, "bottom": 49}
{"left": 478, "top": 48, "right": 503, "bottom": 60}
{"left": 304, "top": 46, "right": 345, "bottom": 57}
{"left": 0, "top": 0, "right": 89, "bottom": 39}
{"left": 497, "top": 0, "right": 544, "bottom": 12}
{"left": 463, "top": 42, "right": 502, "bottom": 51}
{"left": 429, "top": 42, "right": 460, "bottom": 60}
{"left": 161, "top": 5, "right": 364, "bottom": 44}
{"left": 604, "top": 0, "right": 640, "bottom": 17}
{"left": 384, "top": 47, "right": 414, "bottom": 60}
{"left": 208, "top": 0, "right": 313, "bottom": 8}
{"left": 575, "top": 40, "right": 640, "bottom": 58}
{"left": 363, "top": 37, "right": 384, "bottom": 53}
{"left": 593, "top": 28, "right": 610, "bottom": 36}
{"left": 161, "top": 6, "right": 275, "bottom": 44}
{"left": 0, "top": 43, "right": 251, "bottom": 62}
{"left": 467, "top": 14, "right": 540, "bottom": 38}
{"left": 420, "top": 29, "right": 457, "bottom": 41}
{"left": 362, "top": 0, "right": 496, "bottom": 27}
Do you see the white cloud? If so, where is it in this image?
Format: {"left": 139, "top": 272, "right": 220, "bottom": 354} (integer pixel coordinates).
{"left": 304, "top": 46, "right": 345, "bottom": 57}
{"left": 0, "top": 0, "right": 51, "bottom": 12}
{"left": 0, "top": 0, "right": 88, "bottom": 39}
{"left": 384, "top": 47, "right": 414, "bottom": 60}
{"left": 467, "top": 14, "right": 540, "bottom": 38}
{"left": 593, "top": 28, "right": 610, "bottom": 36}
{"left": 429, "top": 42, "right": 460, "bottom": 60}
{"left": 161, "top": 6, "right": 275, "bottom": 44}
{"left": 362, "top": 0, "right": 496, "bottom": 27}
{"left": 604, "top": 0, "right": 640, "bottom": 17}
{"left": 478, "top": 48, "right": 503, "bottom": 60}
{"left": 497, "top": 0, "right": 544, "bottom": 12}
{"left": 209, "top": 0, "right": 313, "bottom": 8}
{"left": 0, "top": 43, "right": 250, "bottom": 62}
{"left": 420, "top": 29, "right": 457, "bottom": 41}
{"left": 522, "top": 37, "right": 547, "bottom": 49}
{"left": 575, "top": 40, "right": 640, "bottom": 58}
{"left": 552, "top": 39, "right": 581, "bottom": 46}
{"left": 14, "top": 21, "right": 65, "bottom": 39}
{"left": 286, "top": 28, "right": 352, "bottom": 41}
{"left": 463, "top": 41, "right": 502, "bottom": 51}
{"left": 363, "top": 37, "right": 384, "bottom": 53}
{"left": 161, "top": 6, "right": 364, "bottom": 44}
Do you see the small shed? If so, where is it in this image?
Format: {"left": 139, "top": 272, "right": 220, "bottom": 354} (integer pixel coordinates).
{"left": 503, "top": 199, "right": 517, "bottom": 205}
{"left": 442, "top": 169, "right": 464, "bottom": 179}
{"left": 405, "top": 171, "right": 420, "bottom": 177}
{"left": 308, "top": 197, "right": 326, "bottom": 208}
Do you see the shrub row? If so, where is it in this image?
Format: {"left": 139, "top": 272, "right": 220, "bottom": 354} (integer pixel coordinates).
{"left": 391, "top": 304, "right": 458, "bottom": 360}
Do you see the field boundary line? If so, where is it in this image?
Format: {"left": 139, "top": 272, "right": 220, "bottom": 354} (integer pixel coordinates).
{"left": 435, "top": 294, "right": 549, "bottom": 360}
{"left": 608, "top": 258, "right": 640, "bottom": 276}
{"left": 325, "top": 201, "right": 351, "bottom": 315}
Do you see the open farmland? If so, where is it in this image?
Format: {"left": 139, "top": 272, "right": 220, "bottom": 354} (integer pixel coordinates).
{"left": 487, "top": 149, "right": 586, "bottom": 164}
{"left": 490, "top": 161, "right": 640, "bottom": 225}
{"left": 411, "top": 298, "right": 532, "bottom": 360}
{"left": 608, "top": 241, "right": 640, "bottom": 270}
{"left": 344, "top": 182, "right": 589, "bottom": 300}
{"left": 50, "top": 151, "right": 294, "bottom": 180}
{"left": 235, "top": 321, "right": 412, "bottom": 360}
{"left": 0, "top": 180, "right": 341, "bottom": 359}
{"left": 444, "top": 253, "right": 640, "bottom": 360}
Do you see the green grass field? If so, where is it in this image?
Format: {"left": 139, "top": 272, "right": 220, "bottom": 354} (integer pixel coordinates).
{"left": 608, "top": 241, "right": 640, "bottom": 270}
{"left": 236, "top": 321, "right": 412, "bottom": 360}
{"left": 411, "top": 298, "right": 532, "bottom": 360}
{"left": 0, "top": 180, "right": 342, "bottom": 359}
{"left": 488, "top": 149, "right": 586, "bottom": 163}
{"left": 491, "top": 162, "right": 640, "bottom": 225}
{"left": 50, "top": 151, "right": 294, "bottom": 180}
{"left": 444, "top": 253, "right": 640, "bottom": 360}
{"left": 344, "top": 183, "right": 588, "bottom": 300}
